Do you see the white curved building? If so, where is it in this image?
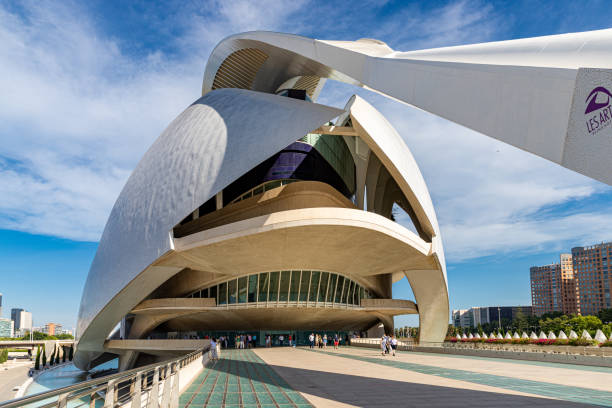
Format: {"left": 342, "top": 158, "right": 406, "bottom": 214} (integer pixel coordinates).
{"left": 76, "top": 29, "right": 612, "bottom": 370}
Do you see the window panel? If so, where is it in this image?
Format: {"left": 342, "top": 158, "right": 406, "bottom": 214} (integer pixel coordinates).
{"left": 290, "top": 271, "right": 300, "bottom": 301}
{"left": 248, "top": 274, "right": 257, "bottom": 302}
{"left": 335, "top": 276, "right": 345, "bottom": 303}
{"left": 318, "top": 272, "right": 329, "bottom": 302}
{"left": 299, "top": 271, "right": 310, "bottom": 302}
{"left": 309, "top": 271, "right": 320, "bottom": 302}
{"left": 202, "top": 288, "right": 208, "bottom": 298}
{"left": 258, "top": 273, "right": 269, "bottom": 302}
{"left": 269, "top": 271, "right": 280, "bottom": 302}
{"left": 218, "top": 282, "right": 227, "bottom": 305}
{"left": 228, "top": 279, "right": 237, "bottom": 304}
{"left": 327, "top": 274, "right": 337, "bottom": 303}
{"left": 345, "top": 281, "right": 353, "bottom": 304}
{"left": 210, "top": 286, "right": 217, "bottom": 304}
{"left": 238, "top": 276, "right": 248, "bottom": 303}
{"left": 279, "top": 271, "right": 290, "bottom": 302}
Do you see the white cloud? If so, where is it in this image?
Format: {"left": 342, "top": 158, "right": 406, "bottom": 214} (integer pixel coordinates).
{"left": 0, "top": 0, "right": 305, "bottom": 241}
{"left": 0, "top": 0, "right": 610, "bottom": 264}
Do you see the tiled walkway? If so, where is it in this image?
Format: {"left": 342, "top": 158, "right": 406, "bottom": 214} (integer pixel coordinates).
{"left": 308, "top": 348, "right": 612, "bottom": 407}
{"left": 179, "top": 349, "right": 312, "bottom": 408}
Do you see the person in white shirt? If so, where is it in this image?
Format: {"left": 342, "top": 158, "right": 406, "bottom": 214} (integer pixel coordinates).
{"left": 391, "top": 336, "right": 398, "bottom": 356}
{"left": 210, "top": 338, "right": 218, "bottom": 361}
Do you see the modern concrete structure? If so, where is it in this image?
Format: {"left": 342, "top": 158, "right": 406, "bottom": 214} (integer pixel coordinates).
{"left": 75, "top": 29, "right": 612, "bottom": 371}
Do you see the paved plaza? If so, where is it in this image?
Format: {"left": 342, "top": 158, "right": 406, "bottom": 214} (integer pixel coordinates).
{"left": 180, "top": 346, "right": 612, "bottom": 407}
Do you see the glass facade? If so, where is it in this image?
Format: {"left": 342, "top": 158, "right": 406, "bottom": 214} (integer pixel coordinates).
{"left": 187, "top": 270, "right": 377, "bottom": 307}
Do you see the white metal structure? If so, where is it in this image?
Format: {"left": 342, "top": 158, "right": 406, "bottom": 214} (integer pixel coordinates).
{"left": 76, "top": 28, "right": 612, "bottom": 371}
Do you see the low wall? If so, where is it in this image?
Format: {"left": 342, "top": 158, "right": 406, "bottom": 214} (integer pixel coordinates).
{"left": 120, "top": 352, "right": 208, "bottom": 408}
{"left": 349, "top": 339, "right": 612, "bottom": 367}
{"left": 415, "top": 345, "right": 612, "bottom": 368}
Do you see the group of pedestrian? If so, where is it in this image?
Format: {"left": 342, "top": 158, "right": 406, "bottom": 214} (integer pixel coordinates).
{"left": 380, "top": 334, "right": 398, "bottom": 356}
{"left": 234, "top": 334, "right": 257, "bottom": 348}
{"left": 308, "top": 333, "right": 341, "bottom": 349}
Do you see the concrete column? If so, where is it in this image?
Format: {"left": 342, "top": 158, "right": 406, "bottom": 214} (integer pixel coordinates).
{"left": 130, "top": 372, "right": 142, "bottom": 408}
{"left": 215, "top": 191, "right": 223, "bottom": 210}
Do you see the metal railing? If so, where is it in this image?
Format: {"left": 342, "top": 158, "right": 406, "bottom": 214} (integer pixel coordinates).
{"left": 0, "top": 347, "right": 208, "bottom": 408}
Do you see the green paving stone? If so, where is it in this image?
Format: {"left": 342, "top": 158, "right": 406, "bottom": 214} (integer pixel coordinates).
{"left": 226, "top": 384, "right": 239, "bottom": 392}
{"left": 241, "top": 392, "right": 257, "bottom": 404}
{"left": 259, "top": 394, "right": 275, "bottom": 404}
{"left": 271, "top": 392, "right": 290, "bottom": 404}
{"left": 225, "top": 393, "right": 240, "bottom": 404}
{"left": 191, "top": 394, "right": 208, "bottom": 404}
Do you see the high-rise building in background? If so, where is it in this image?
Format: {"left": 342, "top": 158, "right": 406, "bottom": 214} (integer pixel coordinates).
{"left": 452, "top": 306, "right": 532, "bottom": 328}
{"left": 11, "top": 309, "right": 33, "bottom": 333}
{"left": 0, "top": 293, "right": 3, "bottom": 317}
{"left": 530, "top": 242, "right": 611, "bottom": 316}
{"left": 572, "top": 242, "right": 612, "bottom": 316}
{"left": 0, "top": 317, "right": 14, "bottom": 337}
{"left": 530, "top": 262, "right": 563, "bottom": 315}
{"left": 43, "top": 323, "right": 62, "bottom": 336}
{"left": 560, "top": 254, "right": 579, "bottom": 314}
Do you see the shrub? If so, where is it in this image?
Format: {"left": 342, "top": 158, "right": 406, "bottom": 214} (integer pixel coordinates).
{"left": 600, "top": 340, "right": 612, "bottom": 347}
{"left": 34, "top": 346, "right": 40, "bottom": 370}
{"left": 0, "top": 349, "right": 8, "bottom": 364}
{"left": 42, "top": 348, "right": 47, "bottom": 367}
{"left": 568, "top": 338, "right": 597, "bottom": 346}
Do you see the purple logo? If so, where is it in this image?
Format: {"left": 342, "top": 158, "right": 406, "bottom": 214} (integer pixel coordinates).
{"left": 585, "top": 86, "right": 612, "bottom": 135}
{"left": 585, "top": 86, "right": 612, "bottom": 114}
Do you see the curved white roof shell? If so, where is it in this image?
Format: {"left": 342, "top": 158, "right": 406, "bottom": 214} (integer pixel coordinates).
{"left": 204, "top": 30, "right": 612, "bottom": 185}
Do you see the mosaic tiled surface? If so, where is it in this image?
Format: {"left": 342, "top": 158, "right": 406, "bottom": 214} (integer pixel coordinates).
{"left": 309, "top": 348, "right": 612, "bottom": 407}
{"left": 180, "top": 349, "right": 312, "bottom": 408}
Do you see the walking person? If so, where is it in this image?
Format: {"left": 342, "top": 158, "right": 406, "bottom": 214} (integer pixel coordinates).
{"left": 247, "top": 334, "right": 252, "bottom": 348}
{"left": 391, "top": 335, "right": 398, "bottom": 356}
{"left": 309, "top": 333, "right": 314, "bottom": 348}
{"left": 333, "top": 334, "right": 339, "bottom": 349}
{"left": 210, "top": 337, "right": 218, "bottom": 361}
{"left": 288, "top": 334, "right": 292, "bottom": 347}
{"left": 380, "top": 336, "right": 387, "bottom": 356}
{"left": 323, "top": 334, "right": 328, "bottom": 348}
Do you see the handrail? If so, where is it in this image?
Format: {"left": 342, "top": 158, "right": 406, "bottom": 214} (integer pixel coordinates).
{"left": 0, "top": 346, "right": 209, "bottom": 408}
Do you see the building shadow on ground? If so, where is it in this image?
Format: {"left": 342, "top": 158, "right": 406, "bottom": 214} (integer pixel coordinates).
{"left": 203, "top": 352, "right": 598, "bottom": 407}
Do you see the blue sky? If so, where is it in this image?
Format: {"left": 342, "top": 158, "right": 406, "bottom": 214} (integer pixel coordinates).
{"left": 0, "top": 0, "right": 611, "bottom": 330}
